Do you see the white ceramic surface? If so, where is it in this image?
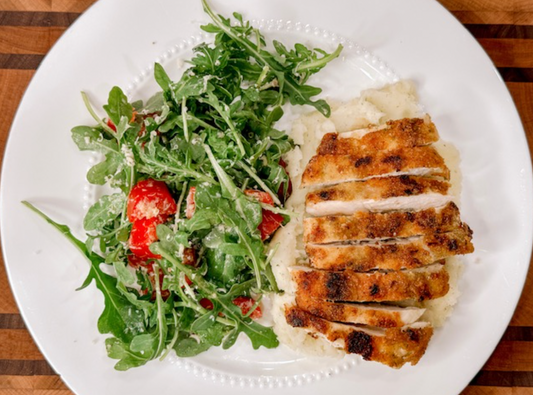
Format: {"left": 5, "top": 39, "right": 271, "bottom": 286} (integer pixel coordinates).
{"left": 1, "top": 0, "right": 531, "bottom": 394}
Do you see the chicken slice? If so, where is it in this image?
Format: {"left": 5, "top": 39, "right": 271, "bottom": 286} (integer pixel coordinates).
{"left": 306, "top": 175, "right": 451, "bottom": 216}
{"left": 317, "top": 116, "right": 439, "bottom": 155}
{"left": 304, "top": 202, "right": 462, "bottom": 244}
{"left": 301, "top": 146, "right": 450, "bottom": 187}
{"left": 285, "top": 306, "right": 433, "bottom": 368}
{"left": 291, "top": 264, "right": 450, "bottom": 302}
{"left": 306, "top": 227, "right": 474, "bottom": 271}
{"left": 295, "top": 291, "right": 425, "bottom": 327}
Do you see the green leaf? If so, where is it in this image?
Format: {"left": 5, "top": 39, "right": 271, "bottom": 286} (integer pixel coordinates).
{"left": 105, "top": 337, "right": 150, "bottom": 371}
{"left": 103, "top": 86, "right": 133, "bottom": 127}
{"left": 191, "top": 312, "right": 216, "bottom": 332}
{"left": 23, "top": 203, "right": 147, "bottom": 344}
{"left": 86, "top": 153, "right": 122, "bottom": 185}
{"left": 71, "top": 126, "right": 119, "bottom": 154}
{"left": 83, "top": 193, "right": 125, "bottom": 231}
{"left": 239, "top": 320, "right": 279, "bottom": 349}
{"left": 174, "top": 335, "right": 212, "bottom": 357}
{"left": 154, "top": 62, "right": 172, "bottom": 91}
{"left": 222, "top": 326, "right": 240, "bottom": 349}
{"left": 113, "top": 261, "right": 136, "bottom": 286}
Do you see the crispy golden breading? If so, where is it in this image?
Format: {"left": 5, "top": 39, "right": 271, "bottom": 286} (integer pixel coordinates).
{"left": 306, "top": 175, "right": 451, "bottom": 216}
{"left": 317, "top": 116, "right": 439, "bottom": 155}
{"left": 306, "top": 227, "right": 474, "bottom": 271}
{"left": 285, "top": 306, "right": 434, "bottom": 368}
{"left": 301, "top": 146, "right": 450, "bottom": 187}
{"left": 295, "top": 291, "right": 425, "bottom": 327}
{"left": 304, "top": 202, "right": 462, "bottom": 244}
{"left": 292, "top": 264, "right": 450, "bottom": 302}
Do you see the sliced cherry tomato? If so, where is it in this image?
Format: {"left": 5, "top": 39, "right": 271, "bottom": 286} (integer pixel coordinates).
{"left": 127, "top": 179, "right": 177, "bottom": 222}
{"left": 244, "top": 189, "right": 274, "bottom": 205}
{"left": 185, "top": 187, "right": 196, "bottom": 219}
{"left": 244, "top": 189, "right": 283, "bottom": 240}
{"left": 200, "top": 298, "right": 214, "bottom": 310}
{"left": 107, "top": 119, "right": 117, "bottom": 132}
{"left": 257, "top": 209, "right": 284, "bottom": 240}
{"left": 277, "top": 158, "right": 293, "bottom": 202}
{"left": 232, "top": 296, "right": 262, "bottom": 319}
{"left": 129, "top": 217, "right": 162, "bottom": 259}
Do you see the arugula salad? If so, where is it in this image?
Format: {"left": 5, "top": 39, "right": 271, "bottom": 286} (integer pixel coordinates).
{"left": 24, "top": 0, "right": 341, "bottom": 370}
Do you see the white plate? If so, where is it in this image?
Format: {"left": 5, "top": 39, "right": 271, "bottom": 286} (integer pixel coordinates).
{"left": 1, "top": 0, "right": 532, "bottom": 394}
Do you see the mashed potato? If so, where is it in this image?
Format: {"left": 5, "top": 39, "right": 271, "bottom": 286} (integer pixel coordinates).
{"left": 270, "top": 80, "right": 464, "bottom": 355}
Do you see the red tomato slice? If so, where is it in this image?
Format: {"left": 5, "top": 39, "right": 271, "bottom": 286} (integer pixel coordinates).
{"left": 232, "top": 296, "right": 262, "bottom": 319}
{"left": 185, "top": 187, "right": 196, "bottom": 219}
{"left": 244, "top": 189, "right": 283, "bottom": 239}
{"left": 129, "top": 217, "right": 162, "bottom": 259}
{"left": 244, "top": 189, "right": 274, "bottom": 206}
{"left": 258, "top": 209, "right": 284, "bottom": 240}
{"left": 127, "top": 179, "right": 177, "bottom": 222}
{"left": 107, "top": 119, "right": 117, "bottom": 132}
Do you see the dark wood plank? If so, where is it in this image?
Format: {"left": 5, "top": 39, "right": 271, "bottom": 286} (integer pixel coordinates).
{"left": 478, "top": 38, "right": 533, "bottom": 68}
{"left": 0, "top": 54, "right": 43, "bottom": 69}
{"left": 0, "top": 361, "right": 55, "bottom": 376}
{"left": 0, "top": 11, "right": 80, "bottom": 26}
{"left": 0, "top": 316, "right": 25, "bottom": 331}
{"left": 466, "top": 24, "right": 533, "bottom": 39}
{"left": 471, "top": 371, "right": 533, "bottom": 387}
{"left": 461, "top": 387, "right": 533, "bottom": 394}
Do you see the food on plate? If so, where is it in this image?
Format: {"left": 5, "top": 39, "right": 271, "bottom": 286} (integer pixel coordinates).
{"left": 316, "top": 115, "right": 439, "bottom": 155}
{"left": 295, "top": 292, "right": 426, "bottom": 327}
{"left": 301, "top": 146, "right": 450, "bottom": 187}
{"left": 24, "top": 0, "right": 343, "bottom": 371}
{"left": 306, "top": 228, "right": 474, "bottom": 271}
{"left": 23, "top": 0, "right": 474, "bottom": 372}
{"left": 285, "top": 306, "right": 433, "bottom": 369}
{"left": 269, "top": 81, "right": 474, "bottom": 368}
{"left": 291, "top": 264, "right": 450, "bottom": 302}
{"left": 306, "top": 175, "right": 452, "bottom": 216}
{"left": 303, "top": 202, "right": 466, "bottom": 244}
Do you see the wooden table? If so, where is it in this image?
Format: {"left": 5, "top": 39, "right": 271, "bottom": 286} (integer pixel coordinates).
{"left": 0, "top": 0, "right": 532, "bottom": 394}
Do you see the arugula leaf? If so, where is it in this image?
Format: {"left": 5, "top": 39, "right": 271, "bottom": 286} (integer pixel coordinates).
{"left": 83, "top": 193, "right": 125, "bottom": 231}
{"left": 22, "top": 202, "right": 146, "bottom": 344}
{"left": 86, "top": 153, "right": 122, "bottom": 185}
{"left": 103, "top": 86, "right": 133, "bottom": 128}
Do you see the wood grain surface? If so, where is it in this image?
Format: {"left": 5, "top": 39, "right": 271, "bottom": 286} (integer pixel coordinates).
{"left": 1, "top": 0, "right": 532, "bottom": 394}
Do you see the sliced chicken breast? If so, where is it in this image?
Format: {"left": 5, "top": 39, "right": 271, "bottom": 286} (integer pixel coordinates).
{"left": 285, "top": 306, "right": 433, "bottom": 368}
{"left": 306, "top": 227, "right": 474, "bottom": 271}
{"left": 306, "top": 175, "right": 451, "bottom": 216}
{"left": 304, "top": 202, "right": 462, "bottom": 244}
{"left": 295, "top": 291, "right": 426, "bottom": 327}
{"left": 291, "top": 264, "right": 450, "bottom": 302}
{"left": 301, "top": 146, "right": 450, "bottom": 187}
{"left": 317, "top": 116, "right": 439, "bottom": 155}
